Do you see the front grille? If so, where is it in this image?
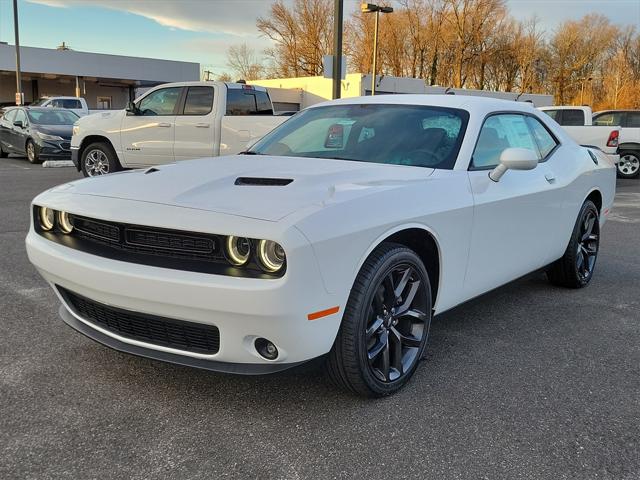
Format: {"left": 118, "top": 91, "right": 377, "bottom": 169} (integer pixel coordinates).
{"left": 60, "top": 142, "right": 71, "bottom": 150}
{"left": 59, "top": 287, "right": 220, "bottom": 354}
{"left": 74, "top": 216, "right": 120, "bottom": 241}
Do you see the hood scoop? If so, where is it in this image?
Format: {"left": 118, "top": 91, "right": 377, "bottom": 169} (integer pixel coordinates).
{"left": 234, "top": 177, "right": 293, "bottom": 186}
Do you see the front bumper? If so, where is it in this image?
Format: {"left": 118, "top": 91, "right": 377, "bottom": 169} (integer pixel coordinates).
{"left": 26, "top": 227, "right": 345, "bottom": 373}
{"left": 36, "top": 138, "right": 72, "bottom": 160}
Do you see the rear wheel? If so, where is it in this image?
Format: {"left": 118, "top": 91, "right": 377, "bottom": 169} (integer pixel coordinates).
{"left": 325, "top": 243, "right": 432, "bottom": 397}
{"left": 547, "top": 200, "right": 600, "bottom": 288}
{"left": 0, "top": 144, "right": 8, "bottom": 158}
{"left": 26, "top": 139, "right": 40, "bottom": 164}
{"left": 81, "top": 142, "right": 121, "bottom": 177}
{"left": 617, "top": 151, "right": 640, "bottom": 178}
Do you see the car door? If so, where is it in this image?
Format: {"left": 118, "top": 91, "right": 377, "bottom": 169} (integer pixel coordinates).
{"left": 173, "top": 86, "right": 216, "bottom": 161}
{"left": 120, "top": 86, "right": 182, "bottom": 167}
{"left": 463, "top": 113, "right": 565, "bottom": 299}
{"left": 11, "top": 109, "right": 29, "bottom": 155}
{"left": 0, "top": 109, "right": 17, "bottom": 152}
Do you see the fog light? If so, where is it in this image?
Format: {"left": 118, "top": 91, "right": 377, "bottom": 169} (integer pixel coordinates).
{"left": 255, "top": 337, "right": 278, "bottom": 360}
{"left": 39, "top": 207, "right": 55, "bottom": 231}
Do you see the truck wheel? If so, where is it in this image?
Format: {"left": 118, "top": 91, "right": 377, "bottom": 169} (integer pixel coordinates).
{"left": 617, "top": 151, "right": 640, "bottom": 179}
{"left": 81, "top": 142, "right": 121, "bottom": 177}
{"left": 26, "top": 139, "right": 41, "bottom": 164}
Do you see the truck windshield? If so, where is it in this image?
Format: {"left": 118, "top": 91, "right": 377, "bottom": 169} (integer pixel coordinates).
{"left": 248, "top": 104, "right": 469, "bottom": 169}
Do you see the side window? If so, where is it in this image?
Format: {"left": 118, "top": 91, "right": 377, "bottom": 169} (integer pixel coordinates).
{"left": 472, "top": 114, "right": 538, "bottom": 169}
{"left": 254, "top": 91, "right": 273, "bottom": 115}
{"left": 542, "top": 109, "right": 560, "bottom": 122}
{"left": 626, "top": 112, "right": 640, "bottom": 128}
{"left": 61, "top": 99, "right": 81, "bottom": 109}
{"left": 593, "top": 112, "right": 623, "bottom": 126}
{"left": 526, "top": 117, "right": 558, "bottom": 159}
{"left": 14, "top": 109, "right": 27, "bottom": 126}
{"left": 226, "top": 89, "right": 255, "bottom": 115}
{"left": 137, "top": 87, "right": 182, "bottom": 116}
{"left": 3, "top": 109, "right": 17, "bottom": 123}
{"left": 182, "top": 86, "right": 214, "bottom": 115}
{"left": 561, "top": 109, "right": 585, "bottom": 126}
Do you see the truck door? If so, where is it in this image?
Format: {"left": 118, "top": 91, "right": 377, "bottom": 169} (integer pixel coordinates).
{"left": 120, "top": 86, "right": 181, "bottom": 167}
{"left": 173, "top": 86, "right": 216, "bottom": 161}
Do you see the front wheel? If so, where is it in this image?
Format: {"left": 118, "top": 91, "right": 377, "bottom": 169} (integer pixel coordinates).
{"left": 617, "top": 151, "right": 640, "bottom": 179}
{"left": 81, "top": 142, "right": 121, "bottom": 177}
{"left": 547, "top": 200, "right": 600, "bottom": 288}
{"left": 26, "top": 139, "right": 40, "bottom": 164}
{"left": 325, "top": 243, "right": 432, "bottom": 397}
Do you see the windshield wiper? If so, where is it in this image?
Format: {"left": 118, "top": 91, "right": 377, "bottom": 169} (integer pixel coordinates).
{"left": 238, "top": 150, "right": 263, "bottom": 155}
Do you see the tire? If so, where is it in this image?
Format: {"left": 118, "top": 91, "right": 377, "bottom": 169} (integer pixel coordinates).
{"left": 0, "top": 145, "right": 8, "bottom": 158}
{"left": 26, "top": 139, "right": 41, "bottom": 164}
{"left": 81, "top": 142, "right": 121, "bottom": 177}
{"left": 617, "top": 151, "right": 640, "bottom": 179}
{"left": 547, "top": 200, "right": 600, "bottom": 288}
{"left": 325, "top": 243, "right": 432, "bottom": 397}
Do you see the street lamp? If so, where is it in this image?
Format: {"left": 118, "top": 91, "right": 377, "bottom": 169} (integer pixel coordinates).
{"left": 361, "top": 3, "right": 393, "bottom": 96}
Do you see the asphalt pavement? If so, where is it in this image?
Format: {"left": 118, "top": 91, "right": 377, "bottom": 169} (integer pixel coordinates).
{"left": 1, "top": 156, "right": 638, "bottom": 479}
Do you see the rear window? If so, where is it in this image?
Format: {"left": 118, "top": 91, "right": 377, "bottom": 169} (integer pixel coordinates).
{"left": 593, "top": 112, "right": 624, "bottom": 126}
{"left": 561, "top": 109, "right": 585, "bottom": 126}
{"left": 226, "top": 88, "right": 273, "bottom": 116}
{"left": 52, "top": 99, "right": 82, "bottom": 109}
{"left": 626, "top": 112, "right": 640, "bottom": 128}
{"left": 182, "top": 86, "right": 214, "bottom": 115}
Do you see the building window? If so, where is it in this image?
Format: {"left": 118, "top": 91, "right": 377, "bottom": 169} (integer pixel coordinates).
{"left": 97, "top": 96, "right": 112, "bottom": 110}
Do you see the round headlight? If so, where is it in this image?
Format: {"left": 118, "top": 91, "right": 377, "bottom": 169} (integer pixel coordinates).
{"left": 257, "top": 240, "right": 286, "bottom": 273}
{"left": 57, "top": 211, "right": 74, "bottom": 234}
{"left": 226, "top": 236, "right": 251, "bottom": 266}
{"left": 39, "top": 207, "right": 55, "bottom": 231}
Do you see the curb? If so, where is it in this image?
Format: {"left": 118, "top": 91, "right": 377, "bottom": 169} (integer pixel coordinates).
{"left": 42, "top": 161, "right": 74, "bottom": 168}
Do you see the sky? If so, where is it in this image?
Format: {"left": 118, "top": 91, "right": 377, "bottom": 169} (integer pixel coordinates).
{"left": 0, "top": 0, "right": 639, "bottom": 76}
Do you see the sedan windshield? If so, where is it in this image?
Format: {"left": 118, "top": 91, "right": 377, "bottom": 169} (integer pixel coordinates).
{"left": 249, "top": 104, "right": 469, "bottom": 169}
{"left": 27, "top": 109, "right": 79, "bottom": 125}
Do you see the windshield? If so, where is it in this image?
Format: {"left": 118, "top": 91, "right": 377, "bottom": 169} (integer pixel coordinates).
{"left": 26, "top": 109, "right": 79, "bottom": 125}
{"left": 249, "top": 103, "right": 469, "bottom": 169}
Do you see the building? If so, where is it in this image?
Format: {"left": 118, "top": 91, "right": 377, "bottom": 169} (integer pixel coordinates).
{"left": 0, "top": 43, "right": 200, "bottom": 108}
{"left": 251, "top": 73, "right": 554, "bottom": 111}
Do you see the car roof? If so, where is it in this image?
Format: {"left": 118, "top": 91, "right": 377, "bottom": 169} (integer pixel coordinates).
{"left": 308, "top": 94, "right": 537, "bottom": 114}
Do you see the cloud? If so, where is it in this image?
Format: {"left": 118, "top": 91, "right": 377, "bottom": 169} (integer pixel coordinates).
{"left": 26, "top": 0, "right": 281, "bottom": 36}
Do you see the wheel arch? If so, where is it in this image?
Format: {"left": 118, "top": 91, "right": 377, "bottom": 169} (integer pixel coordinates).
{"left": 585, "top": 188, "right": 603, "bottom": 215}
{"left": 618, "top": 142, "right": 640, "bottom": 154}
{"left": 78, "top": 135, "right": 121, "bottom": 167}
{"left": 357, "top": 224, "right": 442, "bottom": 310}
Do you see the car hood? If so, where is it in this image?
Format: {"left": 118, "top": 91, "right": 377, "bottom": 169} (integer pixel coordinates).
{"left": 35, "top": 124, "right": 73, "bottom": 140}
{"left": 62, "top": 156, "right": 434, "bottom": 221}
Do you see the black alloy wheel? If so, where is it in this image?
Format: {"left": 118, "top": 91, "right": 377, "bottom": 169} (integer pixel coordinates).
{"left": 326, "top": 243, "right": 432, "bottom": 397}
{"left": 547, "top": 200, "right": 600, "bottom": 288}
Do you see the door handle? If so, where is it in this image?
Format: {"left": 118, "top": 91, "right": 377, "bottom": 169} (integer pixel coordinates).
{"left": 195, "top": 123, "right": 210, "bottom": 128}
{"left": 545, "top": 173, "right": 556, "bottom": 184}
{"left": 157, "top": 122, "right": 172, "bottom": 127}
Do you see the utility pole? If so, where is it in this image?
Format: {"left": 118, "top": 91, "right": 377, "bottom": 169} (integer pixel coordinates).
{"left": 13, "top": 0, "right": 23, "bottom": 105}
{"left": 332, "top": 0, "right": 343, "bottom": 99}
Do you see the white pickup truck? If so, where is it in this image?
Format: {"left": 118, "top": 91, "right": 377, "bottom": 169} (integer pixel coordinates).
{"left": 32, "top": 96, "right": 90, "bottom": 117}
{"left": 70, "top": 82, "right": 288, "bottom": 176}
{"left": 539, "top": 106, "right": 640, "bottom": 178}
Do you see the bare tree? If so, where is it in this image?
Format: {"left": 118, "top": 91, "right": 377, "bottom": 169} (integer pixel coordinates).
{"left": 226, "top": 43, "right": 264, "bottom": 81}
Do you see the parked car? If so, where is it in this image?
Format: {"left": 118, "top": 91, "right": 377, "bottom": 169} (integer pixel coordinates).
{"left": 0, "top": 107, "right": 78, "bottom": 163}
{"left": 32, "top": 96, "right": 90, "bottom": 117}
{"left": 538, "top": 106, "right": 621, "bottom": 171}
{"left": 593, "top": 110, "right": 640, "bottom": 178}
{"left": 540, "top": 106, "right": 640, "bottom": 178}
{"left": 27, "top": 96, "right": 616, "bottom": 396}
{"left": 70, "top": 82, "right": 288, "bottom": 177}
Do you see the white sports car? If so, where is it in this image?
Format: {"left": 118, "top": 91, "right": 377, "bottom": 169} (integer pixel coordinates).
{"left": 26, "top": 95, "right": 616, "bottom": 396}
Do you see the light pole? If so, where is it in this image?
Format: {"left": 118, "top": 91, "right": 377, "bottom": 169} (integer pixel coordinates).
{"left": 332, "top": 0, "right": 344, "bottom": 99}
{"left": 360, "top": 3, "right": 393, "bottom": 96}
{"left": 13, "top": 0, "right": 23, "bottom": 105}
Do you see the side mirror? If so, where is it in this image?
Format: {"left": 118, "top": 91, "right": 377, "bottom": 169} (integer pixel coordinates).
{"left": 489, "top": 148, "right": 538, "bottom": 182}
{"left": 125, "top": 101, "right": 139, "bottom": 115}
{"left": 13, "top": 120, "right": 24, "bottom": 129}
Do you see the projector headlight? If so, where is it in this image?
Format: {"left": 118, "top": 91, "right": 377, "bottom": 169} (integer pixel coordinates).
{"left": 57, "top": 211, "right": 74, "bottom": 234}
{"left": 226, "top": 235, "right": 251, "bottom": 266}
{"left": 257, "top": 240, "right": 286, "bottom": 273}
{"left": 38, "top": 207, "right": 55, "bottom": 231}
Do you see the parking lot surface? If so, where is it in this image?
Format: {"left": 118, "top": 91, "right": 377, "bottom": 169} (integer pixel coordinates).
{"left": 1, "top": 156, "right": 639, "bottom": 479}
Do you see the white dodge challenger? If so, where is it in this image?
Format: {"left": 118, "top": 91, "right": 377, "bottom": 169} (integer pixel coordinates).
{"left": 26, "top": 95, "right": 616, "bottom": 396}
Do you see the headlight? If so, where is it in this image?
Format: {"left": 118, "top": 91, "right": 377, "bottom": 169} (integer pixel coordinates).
{"left": 35, "top": 131, "right": 64, "bottom": 141}
{"left": 57, "top": 211, "right": 74, "bottom": 234}
{"left": 257, "top": 240, "right": 286, "bottom": 272}
{"left": 72, "top": 125, "right": 80, "bottom": 136}
{"left": 38, "top": 207, "right": 55, "bottom": 231}
{"left": 226, "top": 236, "right": 251, "bottom": 266}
